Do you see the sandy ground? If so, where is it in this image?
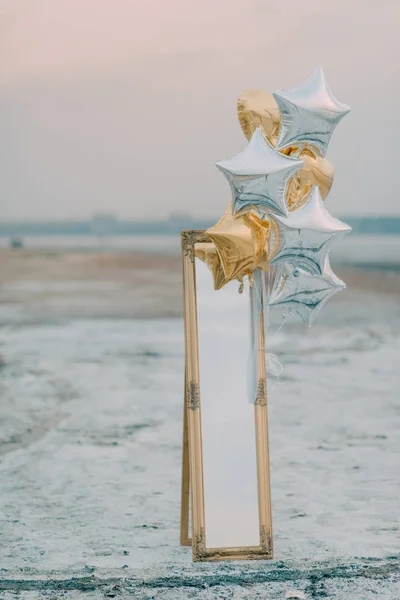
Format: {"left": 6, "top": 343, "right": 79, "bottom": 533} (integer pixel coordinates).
{"left": 0, "top": 250, "right": 183, "bottom": 320}
{"left": 0, "top": 250, "right": 399, "bottom": 599}
{"left": 2, "top": 248, "right": 400, "bottom": 320}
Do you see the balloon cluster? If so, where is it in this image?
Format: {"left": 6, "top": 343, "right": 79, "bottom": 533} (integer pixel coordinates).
{"left": 196, "top": 67, "right": 351, "bottom": 325}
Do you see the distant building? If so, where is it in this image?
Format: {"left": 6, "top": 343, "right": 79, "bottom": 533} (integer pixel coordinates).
{"left": 90, "top": 213, "right": 118, "bottom": 236}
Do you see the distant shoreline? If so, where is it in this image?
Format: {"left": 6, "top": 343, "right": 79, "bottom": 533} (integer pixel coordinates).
{"left": 2, "top": 214, "right": 400, "bottom": 236}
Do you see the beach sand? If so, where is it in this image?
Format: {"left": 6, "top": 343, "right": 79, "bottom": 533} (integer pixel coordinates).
{"left": 0, "top": 248, "right": 399, "bottom": 599}
{"left": 1, "top": 248, "right": 399, "bottom": 320}
{"left": 0, "top": 249, "right": 183, "bottom": 319}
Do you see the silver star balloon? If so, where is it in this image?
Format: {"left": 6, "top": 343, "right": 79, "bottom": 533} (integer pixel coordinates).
{"left": 273, "top": 67, "right": 351, "bottom": 157}
{"left": 269, "top": 186, "right": 351, "bottom": 275}
{"left": 268, "top": 258, "right": 346, "bottom": 326}
{"left": 216, "top": 127, "right": 303, "bottom": 217}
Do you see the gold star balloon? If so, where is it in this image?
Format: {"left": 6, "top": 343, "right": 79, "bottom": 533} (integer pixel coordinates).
{"left": 237, "top": 90, "right": 281, "bottom": 147}
{"left": 194, "top": 242, "right": 227, "bottom": 290}
{"left": 207, "top": 203, "right": 268, "bottom": 283}
{"left": 196, "top": 203, "right": 279, "bottom": 289}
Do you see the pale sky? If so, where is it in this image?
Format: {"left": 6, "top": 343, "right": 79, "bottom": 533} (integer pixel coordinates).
{"left": 0, "top": 0, "right": 399, "bottom": 220}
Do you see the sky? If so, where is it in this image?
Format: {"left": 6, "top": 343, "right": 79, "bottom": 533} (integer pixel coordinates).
{"left": 0, "top": 0, "right": 399, "bottom": 220}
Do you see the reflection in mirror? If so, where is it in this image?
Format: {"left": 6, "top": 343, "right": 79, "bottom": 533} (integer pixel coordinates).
{"left": 195, "top": 258, "right": 259, "bottom": 548}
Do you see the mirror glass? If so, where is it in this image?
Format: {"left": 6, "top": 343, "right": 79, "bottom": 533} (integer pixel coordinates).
{"left": 195, "top": 258, "right": 259, "bottom": 548}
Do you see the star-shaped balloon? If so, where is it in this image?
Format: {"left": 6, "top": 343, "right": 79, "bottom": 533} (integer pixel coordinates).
{"left": 216, "top": 128, "right": 303, "bottom": 217}
{"left": 203, "top": 203, "right": 276, "bottom": 289}
{"left": 237, "top": 91, "right": 335, "bottom": 209}
{"left": 268, "top": 258, "right": 345, "bottom": 325}
{"left": 273, "top": 67, "right": 351, "bottom": 157}
{"left": 269, "top": 186, "right": 351, "bottom": 275}
{"left": 194, "top": 242, "right": 228, "bottom": 290}
{"left": 206, "top": 203, "right": 270, "bottom": 284}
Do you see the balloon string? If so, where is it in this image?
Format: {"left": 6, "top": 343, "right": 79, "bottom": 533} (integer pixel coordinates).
{"left": 266, "top": 352, "right": 283, "bottom": 377}
{"left": 246, "top": 269, "right": 285, "bottom": 386}
{"left": 245, "top": 270, "right": 285, "bottom": 404}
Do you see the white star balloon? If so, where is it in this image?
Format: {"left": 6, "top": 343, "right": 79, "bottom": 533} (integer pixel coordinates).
{"left": 269, "top": 186, "right": 351, "bottom": 275}
{"left": 268, "top": 258, "right": 346, "bottom": 326}
{"left": 216, "top": 127, "right": 303, "bottom": 217}
{"left": 273, "top": 68, "right": 351, "bottom": 157}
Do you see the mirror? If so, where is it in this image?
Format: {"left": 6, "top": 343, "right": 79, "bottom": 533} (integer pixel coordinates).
{"left": 180, "top": 231, "right": 273, "bottom": 562}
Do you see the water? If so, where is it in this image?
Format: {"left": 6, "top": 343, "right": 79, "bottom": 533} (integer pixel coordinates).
{"left": 2, "top": 233, "right": 400, "bottom": 269}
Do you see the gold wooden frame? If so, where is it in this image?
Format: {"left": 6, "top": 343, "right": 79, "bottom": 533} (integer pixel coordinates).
{"left": 180, "top": 230, "right": 273, "bottom": 562}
